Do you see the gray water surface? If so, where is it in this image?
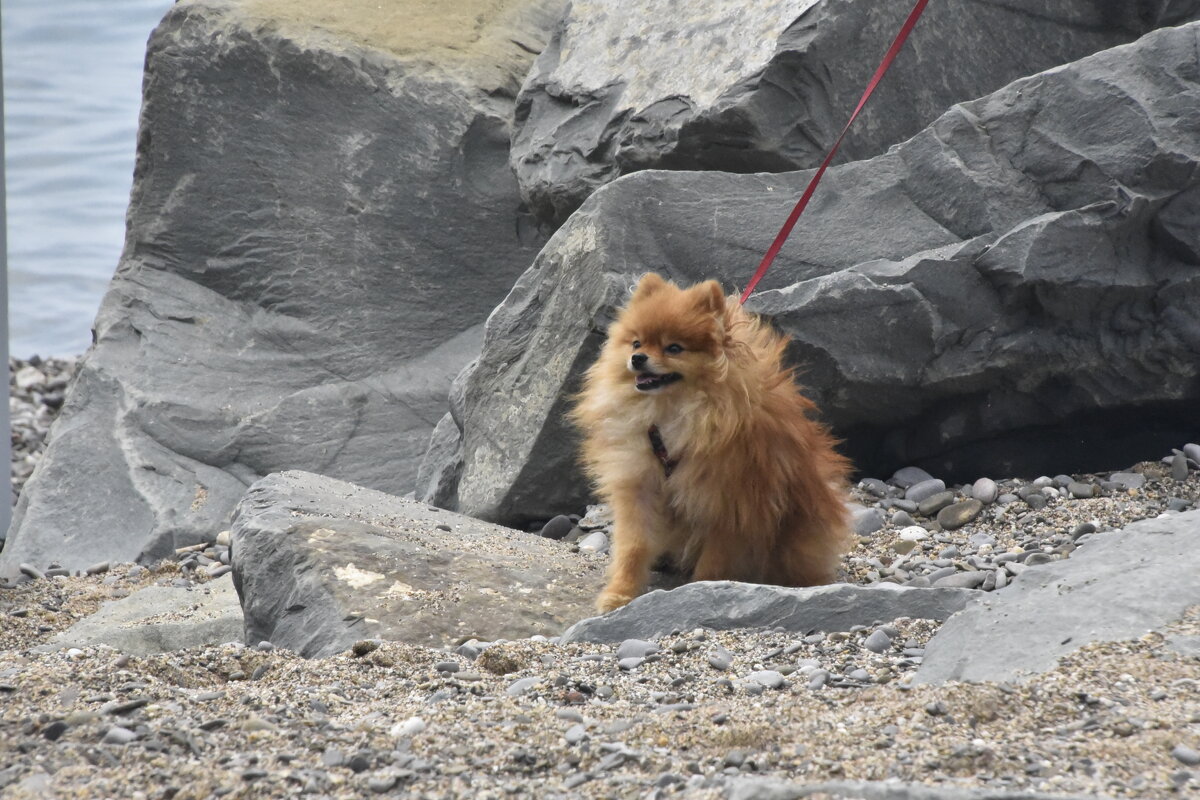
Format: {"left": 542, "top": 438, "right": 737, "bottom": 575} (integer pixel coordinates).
{"left": 4, "top": 0, "right": 172, "bottom": 357}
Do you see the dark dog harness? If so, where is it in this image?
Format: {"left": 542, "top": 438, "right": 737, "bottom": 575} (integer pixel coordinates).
{"left": 647, "top": 425, "right": 679, "bottom": 477}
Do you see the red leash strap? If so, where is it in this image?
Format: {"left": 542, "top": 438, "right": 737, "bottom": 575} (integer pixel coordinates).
{"left": 740, "top": 0, "right": 930, "bottom": 304}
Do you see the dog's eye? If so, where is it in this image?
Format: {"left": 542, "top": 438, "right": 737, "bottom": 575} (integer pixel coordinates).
{"left": 665, "top": 343, "right": 684, "bottom": 355}
{"left": 631, "top": 340, "right": 642, "bottom": 349}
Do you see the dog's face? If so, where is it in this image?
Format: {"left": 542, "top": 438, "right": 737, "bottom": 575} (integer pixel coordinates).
{"left": 604, "top": 274, "right": 729, "bottom": 394}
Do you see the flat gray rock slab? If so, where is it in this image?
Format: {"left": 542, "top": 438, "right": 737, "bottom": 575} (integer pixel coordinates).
{"left": 36, "top": 574, "right": 243, "bottom": 656}
{"left": 915, "top": 509, "right": 1200, "bottom": 684}
{"left": 231, "top": 471, "right": 604, "bottom": 657}
{"left": 560, "top": 580, "right": 979, "bottom": 644}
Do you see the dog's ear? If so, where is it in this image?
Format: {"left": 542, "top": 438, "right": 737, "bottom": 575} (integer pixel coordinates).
{"left": 692, "top": 280, "right": 726, "bottom": 315}
{"left": 632, "top": 273, "right": 669, "bottom": 300}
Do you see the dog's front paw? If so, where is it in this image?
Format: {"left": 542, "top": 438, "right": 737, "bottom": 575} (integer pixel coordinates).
{"left": 596, "top": 590, "right": 635, "bottom": 614}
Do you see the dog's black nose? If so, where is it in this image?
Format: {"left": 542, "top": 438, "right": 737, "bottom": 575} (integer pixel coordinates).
{"left": 631, "top": 353, "right": 648, "bottom": 369}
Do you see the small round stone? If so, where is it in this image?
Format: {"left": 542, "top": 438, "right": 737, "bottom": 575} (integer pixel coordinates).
{"left": 745, "top": 670, "right": 786, "bottom": 689}
{"left": 906, "top": 479, "right": 947, "bottom": 504}
{"left": 971, "top": 477, "right": 999, "bottom": 504}
{"left": 506, "top": 677, "right": 541, "bottom": 696}
{"left": 1172, "top": 745, "right": 1200, "bottom": 766}
{"left": 617, "top": 639, "right": 659, "bottom": 660}
{"left": 933, "top": 571, "right": 987, "bottom": 589}
{"left": 852, "top": 507, "right": 886, "bottom": 536}
{"left": 577, "top": 531, "right": 610, "bottom": 554}
{"left": 918, "top": 491, "right": 956, "bottom": 517}
{"left": 891, "top": 466, "right": 934, "bottom": 488}
{"left": 390, "top": 717, "right": 426, "bottom": 738}
{"left": 539, "top": 515, "right": 575, "bottom": 540}
{"left": 707, "top": 647, "right": 733, "bottom": 671}
{"left": 1171, "top": 453, "right": 1190, "bottom": 481}
{"left": 899, "top": 526, "right": 930, "bottom": 542}
{"left": 863, "top": 630, "right": 892, "bottom": 653}
{"left": 937, "top": 499, "right": 984, "bottom": 530}
{"left": 103, "top": 726, "right": 139, "bottom": 745}
{"left": 1068, "top": 481, "right": 1095, "bottom": 499}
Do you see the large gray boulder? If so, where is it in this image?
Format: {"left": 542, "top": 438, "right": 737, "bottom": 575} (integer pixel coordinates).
{"left": 231, "top": 470, "right": 605, "bottom": 657}
{"left": 914, "top": 509, "right": 1200, "bottom": 685}
{"left": 0, "top": 0, "right": 564, "bottom": 578}
{"left": 512, "top": 0, "right": 1200, "bottom": 225}
{"left": 424, "top": 22, "right": 1200, "bottom": 525}
{"left": 560, "top": 581, "right": 980, "bottom": 644}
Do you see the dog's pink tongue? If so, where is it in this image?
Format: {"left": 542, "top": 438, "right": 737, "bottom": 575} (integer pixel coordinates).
{"left": 635, "top": 374, "right": 655, "bottom": 387}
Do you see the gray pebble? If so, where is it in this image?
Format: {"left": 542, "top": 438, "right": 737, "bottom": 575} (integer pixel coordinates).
{"left": 997, "top": 493, "right": 1019, "bottom": 505}
{"left": 1070, "top": 522, "right": 1098, "bottom": 539}
{"left": 434, "top": 661, "right": 460, "bottom": 674}
{"left": 1183, "top": 443, "right": 1200, "bottom": 466}
{"left": 505, "top": 677, "right": 541, "bottom": 697}
{"left": 539, "top": 515, "right": 575, "bottom": 540}
{"left": 745, "top": 670, "right": 785, "bottom": 689}
{"left": 971, "top": 477, "right": 999, "bottom": 504}
{"left": 1172, "top": 745, "right": 1200, "bottom": 766}
{"left": 103, "top": 726, "right": 139, "bottom": 745}
{"left": 891, "top": 466, "right": 934, "bottom": 488}
{"left": 1108, "top": 472, "right": 1145, "bottom": 490}
{"left": 617, "top": 639, "right": 659, "bottom": 660}
{"left": 1032, "top": 476, "right": 1055, "bottom": 488}
{"left": 906, "top": 479, "right": 947, "bottom": 504}
{"left": 368, "top": 774, "right": 399, "bottom": 793}
{"left": 852, "top": 506, "right": 886, "bottom": 536}
{"left": 891, "top": 499, "right": 919, "bottom": 513}
{"left": 618, "top": 657, "right": 644, "bottom": 671}
{"left": 1068, "top": 481, "right": 1095, "bottom": 499}
{"left": 707, "top": 646, "right": 733, "bottom": 671}
{"left": 891, "top": 510, "right": 916, "bottom": 528}
{"left": 847, "top": 668, "right": 872, "bottom": 682}
{"left": 917, "top": 491, "right": 956, "bottom": 517}
{"left": 863, "top": 630, "right": 892, "bottom": 653}
{"left": 1024, "top": 553, "right": 1056, "bottom": 567}
{"left": 85, "top": 561, "right": 111, "bottom": 576}
{"left": 925, "top": 566, "right": 958, "bottom": 583}
{"left": 937, "top": 499, "right": 984, "bottom": 530}
{"left": 577, "top": 531, "right": 610, "bottom": 554}
{"left": 858, "top": 478, "right": 890, "bottom": 497}
{"left": 18, "top": 563, "right": 45, "bottom": 581}
{"left": 806, "top": 670, "right": 829, "bottom": 690}
{"left": 933, "top": 571, "right": 987, "bottom": 589}
{"left": 565, "top": 723, "right": 588, "bottom": 745}
{"left": 1171, "top": 453, "right": 1190, "bottom": 481}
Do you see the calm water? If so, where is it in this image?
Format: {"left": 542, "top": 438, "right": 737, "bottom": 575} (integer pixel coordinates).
{"left": 4, "top": 0, "right": 172, "bottom": 357}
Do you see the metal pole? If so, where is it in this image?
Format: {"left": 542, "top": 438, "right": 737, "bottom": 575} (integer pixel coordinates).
{"left": 1, "top": 26, "right": 12, "bottom": 542}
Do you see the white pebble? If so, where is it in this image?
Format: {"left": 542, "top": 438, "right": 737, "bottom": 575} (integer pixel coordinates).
{"left": 898, "top": 526, "right": 929, "bottom": 542}
{"left": 390, "top": 716, "right": 426, "bottom": 738}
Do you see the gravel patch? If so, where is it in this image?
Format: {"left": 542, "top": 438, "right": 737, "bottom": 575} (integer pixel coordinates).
{"left": 9, "top": 356, "right": 78, "bottom": 505}
{"left": 3, "top": 358, "right": 1199, "bottom": 796}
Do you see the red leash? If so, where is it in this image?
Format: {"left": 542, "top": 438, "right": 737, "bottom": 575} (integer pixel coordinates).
{"left": 740, "top": 0, "right": 930, "bottom": 304}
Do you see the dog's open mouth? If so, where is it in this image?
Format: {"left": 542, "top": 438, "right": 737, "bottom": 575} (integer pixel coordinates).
{"left": 634, "top": 372, "right": 682, "bottom": 392}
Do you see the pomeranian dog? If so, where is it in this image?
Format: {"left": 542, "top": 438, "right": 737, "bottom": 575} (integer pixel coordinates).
{"left": 573, "top": 273, "right": 853, "bottom": 612}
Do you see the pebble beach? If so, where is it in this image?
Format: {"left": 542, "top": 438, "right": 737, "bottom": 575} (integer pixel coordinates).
{"left": 3, "top": 358, "right": 1200, "bottom": 798}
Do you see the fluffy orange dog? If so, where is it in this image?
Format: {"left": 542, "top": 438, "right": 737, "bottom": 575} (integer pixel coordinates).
{"left": 573, "top": 273, "right": 853, "bottom": 612}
